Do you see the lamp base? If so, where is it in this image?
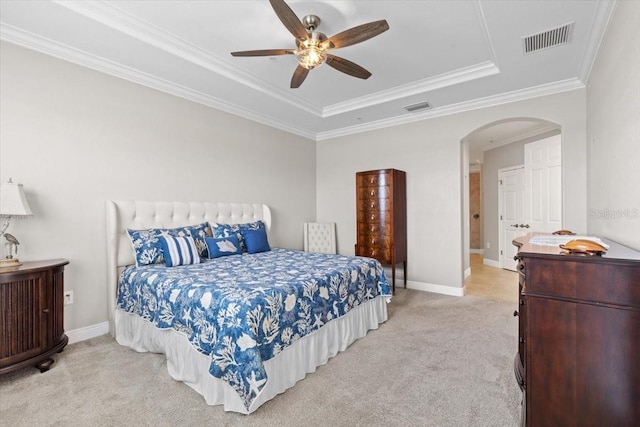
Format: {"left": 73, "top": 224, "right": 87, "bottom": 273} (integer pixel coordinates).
{"left": 0, "top": 258, "right": 22, "bottom": 269}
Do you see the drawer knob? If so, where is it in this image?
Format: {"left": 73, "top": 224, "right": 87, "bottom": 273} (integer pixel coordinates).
{"left": 370, "top": 190, "right": 375, "bottom": 196}
{"left": 43, "top": 308, "right": 50, "bottom": 314}
{"left": 519, "top": 337, "right": 525, "bottom": 343}
{"left": 519, "top": 299, "right": 524, "bottom": 306}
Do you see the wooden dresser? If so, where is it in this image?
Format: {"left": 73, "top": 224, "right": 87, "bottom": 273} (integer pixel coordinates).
{"left": 355, "top": 168, "right": 407, "bottom": 292}
{"left": 513, "top": 234, "right": 640, "bottom": 426}
{"left": 0, "top": 259, "right": 69, "bottom": 374}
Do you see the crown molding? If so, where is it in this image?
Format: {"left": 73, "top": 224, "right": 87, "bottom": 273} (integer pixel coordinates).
{"left": 579, "top": 0, "right": 617, "bottom": 84}
{"left": 0, "top": 24, "right": 316, "bottom": 140}
{"left": 51, "top": 0, "right": 323, "bottom": 117}
{"left": 322, "top": 61, "right": 499, "bottom": 117}
{"left": 316, "top": 78, "right": 585, "bottom": 141}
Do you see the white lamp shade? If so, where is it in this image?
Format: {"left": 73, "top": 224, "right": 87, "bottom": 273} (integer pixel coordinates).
{"left": 0, "top": 180, "right": 34, "bottom": 217}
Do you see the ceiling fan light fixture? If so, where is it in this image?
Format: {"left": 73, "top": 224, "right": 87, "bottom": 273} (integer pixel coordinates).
{"left": 296, "top": 31, "right": 327, "bottom": 69}
{"left": 296, "top": 46, "right": 326, "bottom": 69}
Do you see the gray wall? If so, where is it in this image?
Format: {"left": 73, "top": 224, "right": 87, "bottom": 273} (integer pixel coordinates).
{"left": 0, "top": 42, "right": 317, "bottom": 331}
{"left": 317, "top": 90, "right": 588, "bottom": 294}
{"left": 587, "top": 0, "right": 640, "bottom": 250}
{"left": 482, "top": 129, "right": 560, "bottom": 262}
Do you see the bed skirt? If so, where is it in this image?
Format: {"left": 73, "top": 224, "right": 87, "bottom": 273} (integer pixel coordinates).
{"left": 114, "top": 295, "right": 388, "bottom": 414}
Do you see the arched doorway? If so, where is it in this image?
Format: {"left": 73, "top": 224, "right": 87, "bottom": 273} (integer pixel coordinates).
{"left": 461, "top": 118, "right": 560, "bottom": 286}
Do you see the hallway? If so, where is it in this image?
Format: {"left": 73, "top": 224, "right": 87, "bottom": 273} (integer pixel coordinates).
{"left": 465, "top": 253, "right": 518, "bottom": 303}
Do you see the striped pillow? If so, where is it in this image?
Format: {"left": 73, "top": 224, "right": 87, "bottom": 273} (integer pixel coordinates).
{"left": 159, "top": 235, "right": 201, "bottom": 267}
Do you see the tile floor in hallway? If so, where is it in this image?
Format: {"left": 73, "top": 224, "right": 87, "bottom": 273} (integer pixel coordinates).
{"left": 465, "top": 253, "right": 519, "bottom": 303}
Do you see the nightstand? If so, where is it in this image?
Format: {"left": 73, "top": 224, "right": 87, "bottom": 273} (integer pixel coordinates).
{"left": 0, "top": 259, "right": 69, "bottom": 374}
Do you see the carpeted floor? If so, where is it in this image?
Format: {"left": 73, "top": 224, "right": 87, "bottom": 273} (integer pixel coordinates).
{"left": 0, "top": 290, "right": 520, "bottom": 426}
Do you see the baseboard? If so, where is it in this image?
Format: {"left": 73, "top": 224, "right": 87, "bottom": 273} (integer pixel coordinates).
{"left": 66, "top": 321, "right": 110, "bottom": 344}
{"left": 464, "top": 267, "right": 471, "bottom": 279}
{"left": 483, "top": 258, "right": 500, "bottom": 268}
{"left": 403, "top": 280, "right": 465, "bottom": 297}
{"left": 470, "top": 249, "right": 485, "bottom": 254}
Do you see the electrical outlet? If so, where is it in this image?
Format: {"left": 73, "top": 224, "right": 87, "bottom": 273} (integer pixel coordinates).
{"left": 64, "top": 291, "right": 74, "bottom": 305}
{"left": 486, "top": 242, "right": 491, "bottom": 249}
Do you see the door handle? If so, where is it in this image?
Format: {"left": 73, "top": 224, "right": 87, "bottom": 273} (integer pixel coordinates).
{"left": 519, "top": 224, "right": 530, "bottom": 228}
{"left": 473, "top": 213, "right": 480, "bottom": 219}
{"left": 511, "top": 224, "right": 520, "bottom": 228}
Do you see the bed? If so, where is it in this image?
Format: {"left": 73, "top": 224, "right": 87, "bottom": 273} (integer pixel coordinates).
{"left": 106, "top": 200, "right": 390, "bottom": 414}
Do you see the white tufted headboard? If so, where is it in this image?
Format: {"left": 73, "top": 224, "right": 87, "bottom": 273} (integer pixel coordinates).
{"left": 105, "top": 200, "right": 271, "bottom": 335}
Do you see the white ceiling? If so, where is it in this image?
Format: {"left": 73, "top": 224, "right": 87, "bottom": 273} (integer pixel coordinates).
{"left": 0, "top": 1, "right": 614, "bottom": 141}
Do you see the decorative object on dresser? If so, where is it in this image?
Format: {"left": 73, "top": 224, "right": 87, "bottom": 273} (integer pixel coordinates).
{"left": 0, "top": 178, "right": 34, "bottom": 268}
{"left": 355, "top": 168, "right": 407, "bottom": 293}
{"left": 512, "top": 233, "right": 640, "bottom": 426}
{"left": 0, "top": 259, "right": 69, "bottom": 375}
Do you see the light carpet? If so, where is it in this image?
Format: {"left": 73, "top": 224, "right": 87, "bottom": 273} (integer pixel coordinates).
{"left": 0, "top": 290, "right": 520, "bottom": 426}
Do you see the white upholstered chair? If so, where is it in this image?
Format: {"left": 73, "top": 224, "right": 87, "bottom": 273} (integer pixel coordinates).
{"left": 303, "top": 222, "right": 337, "bottom": 254}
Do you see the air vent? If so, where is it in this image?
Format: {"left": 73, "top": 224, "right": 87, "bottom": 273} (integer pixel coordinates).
{"left": 522, "top": 22, "right": 573, "bottom": 54}
{"left": 404, "top": 101, "right": 431, "bottom": 112}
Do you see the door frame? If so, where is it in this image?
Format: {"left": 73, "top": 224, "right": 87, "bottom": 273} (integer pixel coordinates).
{"left": 498, "top": 165, "right": 525, "bottom": 270}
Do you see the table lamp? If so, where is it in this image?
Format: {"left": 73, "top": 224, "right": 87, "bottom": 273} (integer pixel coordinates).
{"left": 0, "top": 178, "right": 34, "bottom": 267}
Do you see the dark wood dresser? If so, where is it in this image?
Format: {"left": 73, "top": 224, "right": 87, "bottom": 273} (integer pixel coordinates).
{"left": 513, "top": 234, "right": 640, "bottom": 426}
{"left": 0, "top": 259, "right": 69, "bottom": 374}
{"left": 355, "top": 168, "right": 407, "bottom": 293}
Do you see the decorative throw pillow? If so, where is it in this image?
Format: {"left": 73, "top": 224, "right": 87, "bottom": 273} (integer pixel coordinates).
{"left": 159, "top": 235, "right": 201, "bottom": 267}
{"left": 242, "top": 227, "right": 271, "bottom": 254}
{"left": 210, "top": 220, "right": 266, "bottom": 252}
{"left": 127, "top": 222, "right": 210, "bottom": 266}
{"left": 205, "top": 235, "right": 242, "bottom": 258}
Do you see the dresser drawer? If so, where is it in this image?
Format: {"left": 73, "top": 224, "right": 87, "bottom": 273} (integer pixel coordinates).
{"left": 525, "top": 258, "right": 640, "bottom": 307}
{"left": 357, "top": 172, "right": 388, "bottom": 188}
{"left": 358, "top": 235, "right": 390, "bottom": 249}
{"left": 358, "top": 197, "right": 390, "bottom": 212}
{"left": 358, "top": 223, "right": 391, "bottom": 237}
{"left": 358, "top": 185, "right": 391, "bottom": 200}
{"left": 357, "top": 245, "right": 391, "bottom": 263}
{"left": 357, "top": 210, "right": 391, "bottom": 224}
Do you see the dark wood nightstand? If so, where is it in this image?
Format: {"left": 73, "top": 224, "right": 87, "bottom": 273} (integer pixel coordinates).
{"left": 0, "top": 259, "right": 69, "bottom": 374}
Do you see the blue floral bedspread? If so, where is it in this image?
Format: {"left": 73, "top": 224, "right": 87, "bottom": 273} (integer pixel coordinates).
{"left": 117, "top": 248, "right": 390, "bottom": 409}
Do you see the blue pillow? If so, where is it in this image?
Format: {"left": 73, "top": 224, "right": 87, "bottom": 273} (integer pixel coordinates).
{"left": 206, "top": 235, "right": 242, "bottom": 258}
{"left": 210, "top": 220, "right": 266, "bottom": 252}
{"left": 159, "top": 235, "right": 201, "bottom": 267}
{"left": 242, "top": 228, "right": 271, "bottom": 254}
{"left": 127, "top": 222, "right": 210, "bottom": 266}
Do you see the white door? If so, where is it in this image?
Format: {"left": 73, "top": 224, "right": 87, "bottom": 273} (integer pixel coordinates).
{"left": 499, "top": 166, "right": 526, "bottom": 271}
{"left": 525, "top": 135, "right": 562, "bottom": 232}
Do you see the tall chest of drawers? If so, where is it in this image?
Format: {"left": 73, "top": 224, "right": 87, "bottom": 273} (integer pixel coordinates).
{"left": 513, "top": 234, "right": 640, "bottom": 426}
{"left": 355, "top": 169, "right": 407, "bottom": 292}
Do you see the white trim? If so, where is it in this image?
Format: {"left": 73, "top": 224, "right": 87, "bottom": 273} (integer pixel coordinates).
{"left": 483, "top": 258, "right": 500, "bottom": 268}
{"left": 322, "top": 62, "right": 500, "bottom": 117}
{"left": 482, "top": 124, "right": 558, "bottom": 152}
{"left": 66, "top": 321, "right": 110, "bottom": 344}
{"left": 405, "top": 280, "right": 465, "bottom": 297}
{"left": 317, "top": 79, "right": 584, "bottom": 141}
{"left": 579, "top": 0, "right": 618, "bottom": 83}
{"left": 464, "top": 267, "right": 472, "bottom": 279}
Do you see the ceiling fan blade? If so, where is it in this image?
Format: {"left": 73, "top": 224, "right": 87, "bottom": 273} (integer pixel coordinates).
{"left": 291, "top": 65, "right": 309, "bottom": 88}
{"left": 325, "top": 55, "right": 372, "bottom": 79}
{"left": 325, "top": 20, "right": 389, "bottom": 49}
{"left": 269, "top": 0, "right": 308, "bottom": 41}
{"left": 231, "top": 49, "right": 295, "bottom": 57}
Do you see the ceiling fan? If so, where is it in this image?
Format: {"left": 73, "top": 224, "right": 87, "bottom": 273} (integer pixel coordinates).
{"left": 231, "top": 0, "right": 389, "bottom": 88}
